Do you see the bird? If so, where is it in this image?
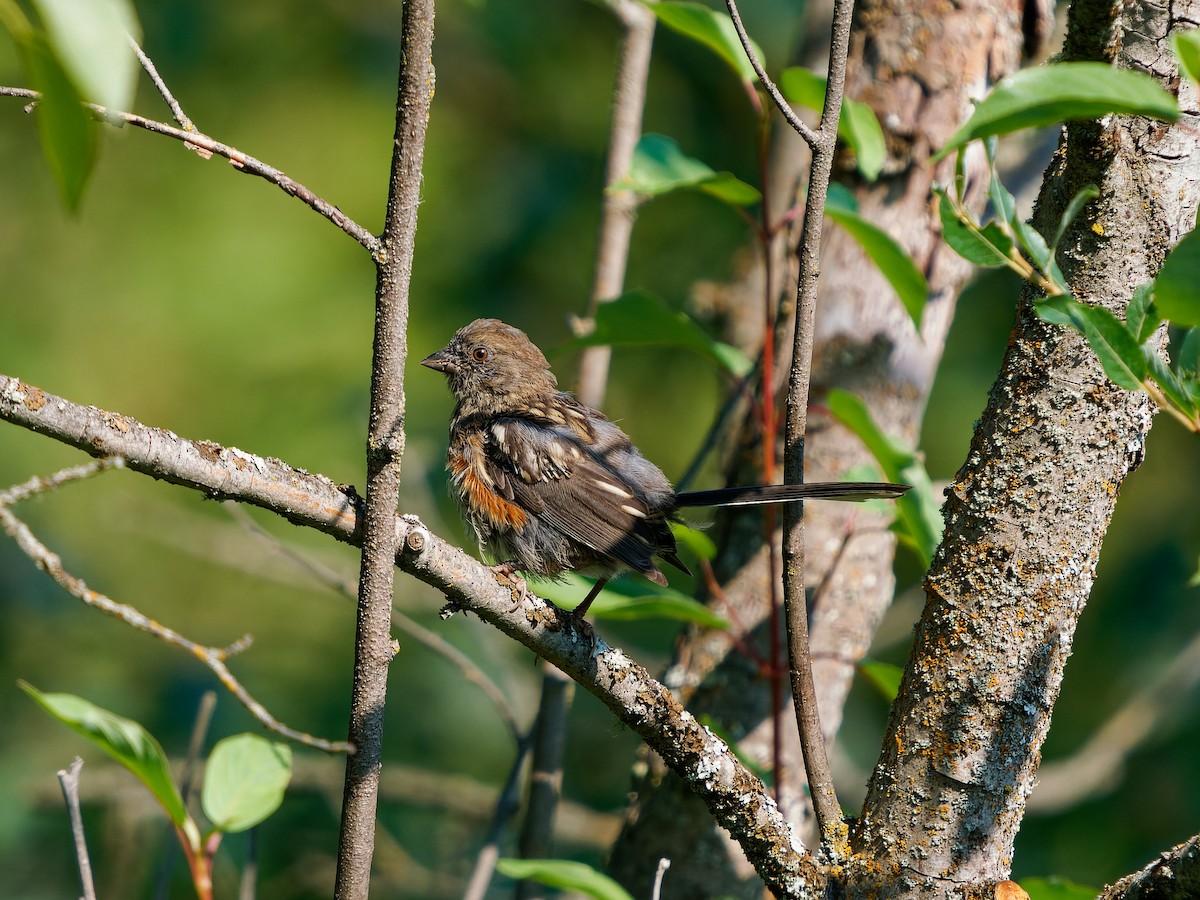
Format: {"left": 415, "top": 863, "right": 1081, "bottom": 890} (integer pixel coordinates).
{"left": 422, "top": 318, "right": 909, "bottom": 619}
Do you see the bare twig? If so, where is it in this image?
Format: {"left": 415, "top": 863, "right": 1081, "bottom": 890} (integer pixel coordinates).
{"left": 222, "top": 503, "right": 524, "bottom": 741}
{"left": 57, "top": 757, "right": 97, "bottom": 900}
{"left": 333, "top": 0, "right": 435, "bottom": 895}
{"left": 575, "top": 0, "right": 656, "bottom": 409}
{"left": 0, "top": 457, "right": 123, "bottom": 504}
{"left": 0, "top": 496, "right": 351, "bottom": 753}
{"left": 462, "top": 736, "right": 533, "bottom": 900}
{"left": 723, "top": 0, "right": 818, "bottom": 148}
{"left": 1030, "top": 624, "right": 1200, "bottom": 813}
{"left": 516, "top": 665, "right": 573, "bottom": 900}
{"left": 129, "top": 36, "right": 195, "bottom": 131}
{"left": 0, "top": 374, "right": 823, "bottom": 895}
{"left": 0, "top": 85, "right": 382, "bottom": 257}
{"left": 740, "top": 0, "right": 858, "bottom": 846}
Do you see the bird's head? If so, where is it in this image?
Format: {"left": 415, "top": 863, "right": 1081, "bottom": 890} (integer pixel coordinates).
{"left": 421, "top": 318, "right": 558, "bottom": 412}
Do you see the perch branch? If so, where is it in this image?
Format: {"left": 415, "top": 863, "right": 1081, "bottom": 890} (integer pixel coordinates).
{"left": 0, "top": 373, "right": 823, "bottom": 897}
{"left": 0, "top": 472, "right": 350, "bottom": 753}
{"left": 57, "top": 757, "right": 97, "bottom": 900}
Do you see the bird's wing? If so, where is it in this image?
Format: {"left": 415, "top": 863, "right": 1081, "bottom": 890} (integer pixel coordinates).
{"left": 481, "top": 416, "right": 680, "bottom": 583}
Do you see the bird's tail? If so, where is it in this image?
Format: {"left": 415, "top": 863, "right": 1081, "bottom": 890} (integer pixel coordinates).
{"left": 674, "top": 481, "right": 909, "bottom": 508}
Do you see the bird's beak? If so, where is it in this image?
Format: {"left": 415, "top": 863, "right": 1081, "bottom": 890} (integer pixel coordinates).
{"left": 421, "top": 347, "right": 456, "bottom": 374}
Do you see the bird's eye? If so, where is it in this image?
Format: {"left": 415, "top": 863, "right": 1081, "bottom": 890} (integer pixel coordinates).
{"left": 471, "top": 345, "right": 490, "bottom": 362}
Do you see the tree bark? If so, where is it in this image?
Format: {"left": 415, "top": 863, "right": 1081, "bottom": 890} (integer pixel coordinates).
{"left": 849, "top": 0, "right": 1200, "bottom": 893}
{"left": 609, "top": 0, "right": 1029, "bottom": 894}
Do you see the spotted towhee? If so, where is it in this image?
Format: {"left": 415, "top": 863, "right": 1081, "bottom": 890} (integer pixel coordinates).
{"left": 422, "top": 318, "right": 909, "bottom": 618}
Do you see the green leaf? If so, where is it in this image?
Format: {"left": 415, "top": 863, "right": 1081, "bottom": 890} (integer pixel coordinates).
{"left": 1036, "top": 296, "right": 1147, "bottom": 390}
{"left": 671, "top": 521, "right": 717, "bottom": 561}
{"left": 17, "top": 32, "right": 96, "bottom": 208}
{"left": 1019, "top": 876, "right": 1099, "bottom": 900}
{"left": 825, "top": 389, "right": 943, "bottom": 566}
{"left": 201, "top": 734, "right": 292, "bottom": 834}
{"left": 561, "top": 289, "right": 753, "bottom": 377}
{"left": 936, "top": 190, "right": 1013, "bottom": 268}
{"left": 1146, "top": 350, "right": 1199, "bottom": 417}
{"left": 778, "top": 67, "right": 886, "bottom": 180}
{"left": 20, "top": 682, "right": 200, "bottom": 850}
{"left": 1126, "top": 282, "right": 1162, "bottom": 343}
{"left": 614, "top": 133, "right": 761, "bottom": 207}
{"left": 826, "top": 205, "right": 927, "bottom": 328}
{"left": 649, "top": 1, "right": 760, "bottom": 85}
{"left": 825, "top": 180, "right": 858, "bottom": 213}
{"left": 937, "top": 62, "right": 1180, "bottom": 159}
{"left": 1154, "top": 229, "right": 1200, "bottom": 327}
{"left": 1177, "top": 328, "right": 1200, "bottom": 376}
{"left": 1171, "top": 30, "right": 1200, "bottom": 86}
{"left": 1013, "top": 219, "right": 1052, "bottom": 273}
{"left": 859, "top": 659, "right": 903, "bottom": 702}
{"left": 530, "top": 574, "right": 729, "bottom": 628}
{"left": 497, "top": 858, "right": 634, "bottom": 900}
{"left": 32, "top": 0, "right": 141, "bottom": 111}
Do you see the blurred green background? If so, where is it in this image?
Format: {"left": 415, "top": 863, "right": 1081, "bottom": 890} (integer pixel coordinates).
{"left": 1, "top": 1, "right": 1197, "bottom": 897}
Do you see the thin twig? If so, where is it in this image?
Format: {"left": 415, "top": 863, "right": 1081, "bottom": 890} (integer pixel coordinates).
{"left": 462, "top": 735, "right": 534, "bottom": 900}
{"left": 334, "top": 0, "right": 435, "bottom": 894}
{"left": 223, "top": 503, "right": 524, "bottom": 741}
{"left": 516, "top": 665, "right": 573, "bottom": 900}
{"left": 128, "top": 36, "right": 195, "bottom": 131}
{"left": 0, "top": 501, "right": 351, "bottom": 753}
{"left": 0, "top": 457, "right": 123, "bottom": 504}
{"left": 57, "top": 757, "right": 98, "bottom": 900}
{"left": 0, "top": 85, "right": 382, "bottom": 258}
{"left": 724, "top": 0, "right": 819, "bottom": 148}
{"left": 766, "top": 0, "right": 859, "bottom": 848}
{"left": 575, "top": 0, "right": 656, "bottom": 408}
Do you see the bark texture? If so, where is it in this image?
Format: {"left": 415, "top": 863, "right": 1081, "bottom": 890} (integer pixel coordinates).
{"left": 609, "top": 0, "right": 1030, "bottom": 895}
{"left": 849, "top": 0, "right": 1200, "bottom": 893}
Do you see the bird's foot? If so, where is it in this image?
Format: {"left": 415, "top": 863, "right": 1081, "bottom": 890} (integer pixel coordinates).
{"left": 489, "top": 561, "right": 527, "bottom": 609}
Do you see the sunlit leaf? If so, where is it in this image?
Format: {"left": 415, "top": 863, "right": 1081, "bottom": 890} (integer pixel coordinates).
{"left": 937, "top": 62, "right": 1179, "bottom": 159}
{"left": 32, "top": 0, "right": 141, "bottom": 111}
{"left": 649, "top": 1, "right": 759, "bottom": 85}
{"left": 1177, "top": 328, "right": 1200, "bottom": 376}
{"left": 1036, "top": 296, "right": 1147, "bottom": 390}
{"left": 671, "top": 521, "right": 717, "bottom": 561}
{"left": 937, "top": 190, "right": 1013, "bottom": 268}
{"left": 614, "top": 133, "right": 761, "bottom": 207}
{"left": 1125, "top": 282, "right": 1161, "bottom": 344}
{"left": 561, "top": 289, "right": 753, "bottom": 377}
{"left": 1171, "top": 29, "right": 1200, "bottom": 86}
{"left": 778, "top": 67, "right": 886, "bottom": 180}
{"left": 529, "top": 574, "right": 729, "bottom": 628}
{"left": 1154, "top": 229, "right": 1200, "bottom": 327}
{"left": 859, "top": 659, "right": 903, "bottom": 702}
{"left": 16, "top": 33, "right": 96, "bottom": 208}
{"left": 826, "top": 205, "right": 926, "bottom": 328}
{"left": 20, "top": 682, "right": 200, "bottom": 850}
{"left": 825, "top": 389, "right": 942, "bottom": 565}
{"left": 498, "top": 858, "right": 634, "bottom": 900}
{"left": 1146, "top": 351, "right": 1199, "bottom": 418}
{"left": 201, "top": 734, "right": 292, "bottom": 834}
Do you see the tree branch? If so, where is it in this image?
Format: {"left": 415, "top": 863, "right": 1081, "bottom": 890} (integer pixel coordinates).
{"left": 57, "top": 757, "right": 97, "bottom": 900}
{"left": 775, "top": 0, "right": 858, "bottom": 849}
{"left": 0, "top": 85, "right": 382, "bottom": 257}
{"left": 1100, "top": 834, "right": 1200, "bottom": 900}
{"left": 0, "top": 372, "right": 824, "bottom": 898}
{"left": 334, "top": 0, "right": 436, "bottom": 894}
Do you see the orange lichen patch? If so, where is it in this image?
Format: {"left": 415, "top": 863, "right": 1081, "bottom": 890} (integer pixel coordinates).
{"left": 450, "top": 452, "right": 527, "bottom": 530}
